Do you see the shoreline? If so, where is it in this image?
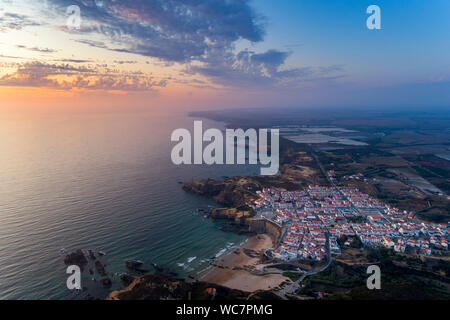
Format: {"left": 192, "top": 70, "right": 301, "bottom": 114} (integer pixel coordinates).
{"left": 194, "top": 238, "right": 249, "bottom": 280}
{"left": 197, "top": 233, "right": 288, "bottom": 293}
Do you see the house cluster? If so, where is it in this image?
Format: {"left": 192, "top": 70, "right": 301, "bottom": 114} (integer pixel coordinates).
{"left": 253, "top": 186, "right": 449, "bottom": 261}
{"left": 275, "top": 221, "right": 328, "bottom": 261}
{"left": 383, "top": 207, "right": 412, "bottom": 222}
{"left": 339, "top": 187, "right": 388, "bottom": 210}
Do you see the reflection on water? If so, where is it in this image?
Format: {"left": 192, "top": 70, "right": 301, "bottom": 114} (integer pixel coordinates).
{"left": 0, "top": 110, "right": 259, "bottom": 299}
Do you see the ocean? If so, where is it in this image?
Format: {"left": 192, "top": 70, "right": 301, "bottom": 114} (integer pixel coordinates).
{"left": 0, "top": 109, "right": 259, "bottom": 299}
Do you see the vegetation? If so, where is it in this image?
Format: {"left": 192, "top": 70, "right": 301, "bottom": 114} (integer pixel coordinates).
{"left": 336, "top": 235, "right": 363, "bottom": 249}
{"left": 350, "top": 237, "right": 363, "bottom": 249}
{"left": 298, "top": 256, "right": 450, "bottom": 300}
{"left": 283, "top": 272, "right": 303, "bottom": 282}
{"left": 345, "top": 216, "right": 366, "bottom": 223}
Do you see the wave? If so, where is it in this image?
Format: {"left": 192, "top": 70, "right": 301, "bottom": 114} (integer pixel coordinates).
{"left": 215, "top": 248, "right": 227, "bottom": 258}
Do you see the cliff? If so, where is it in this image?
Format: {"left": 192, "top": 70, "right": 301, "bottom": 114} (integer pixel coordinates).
{"left": 248, "top": 219, "right": 282, "bottom": 244}
{"left": 106, "top": 274, "right": 281, "bottom": 300}
{"left": 183, "top": 177, "right": 261, "bottom": 207}
{"left": 183, "top": 177, "right": 284, "bottom": 238}
{"left": 208, "top": 207, "right": 254, "bottom": 224}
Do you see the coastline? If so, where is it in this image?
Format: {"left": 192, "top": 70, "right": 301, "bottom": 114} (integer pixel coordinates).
{"left": 197, "top": 234, "right": 288, "bottom": 292}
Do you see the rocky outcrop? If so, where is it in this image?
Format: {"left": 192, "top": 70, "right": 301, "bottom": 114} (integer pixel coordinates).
{"left": 107, "top": 274, "right": 192, "bottom": 300}
{"left": 95, "top": 260, "right": 107, "bottom": 276}
{"left": 106, "top": 274, "right": 281, "bottom": 300}
{"left": 208, "top": 207, "right": 254, "bottom": 224}
{"left": 183, "top": 177, "right": 261, "bottom": 207}
{"left": 101, "top": 278, "right": 112, "bottom": 288}
{"left": 120, "top": 274, "right": 136, "bottom": 286}
{"left": 248, "top": 219, "right": 282, "bottom": 244}
{"left": 64, "top": 250, "right": 88, "bottom": 269}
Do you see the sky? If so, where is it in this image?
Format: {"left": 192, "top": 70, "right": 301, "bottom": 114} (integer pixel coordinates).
{"left": 0, "top": 0, "right": 449, "bottom": 111}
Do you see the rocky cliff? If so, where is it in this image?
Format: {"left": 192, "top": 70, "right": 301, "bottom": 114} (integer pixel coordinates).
{"left": 183, "top": 177, "right": 261, "bottom": 207}
{"left": 106, "top": 274, "right": 281, "bottom": 300}
{"left": 248, "top": 219, "right": 282, "bottom": 244}
{"left": 208, "top": 207, "right": 254, "bottom": 223}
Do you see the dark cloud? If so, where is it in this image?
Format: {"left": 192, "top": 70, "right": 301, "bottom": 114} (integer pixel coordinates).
{"left": 0, "top": 61, "right": 167, "bottom": 91}
{"left": 48, "top": 0, "right": 265, "bottom": 62}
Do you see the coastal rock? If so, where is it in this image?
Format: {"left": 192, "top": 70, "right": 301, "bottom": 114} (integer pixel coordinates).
{"left": 120, "top": 274, "right": 135, "bottom": 286}
{"left": 125, "top": 260, "right": 144, "bottom": 269}
{"left": 95, "top": 260, "right": 107, "bottom": 276}
{"left": 208, "top": 208, "right": 253, "bottom": 225}
{"left": 106, "top": 274, "right": 277, "bottom": 301}
{"left": 64, "top": 250, "right": 88, "bottom": 268}
{"left": 107, "top": 274, "right": 192, "bottom": 300}
{"left": 87, "top": 249, "right": 96, "bottom": 260}
{"left": 243, "top": 248, "right": 260, "bottom": 258}
{"left": 101, "top": 278, "right": 112, "bottom": 288}
{"left": 150, "top": 262, "right": 164, "bottom": 273}
{"left": 183, "top": 177, "right": 261, "bottom": 208}
{"left": 125, "top": 260, "right": 151, "bottom": 273}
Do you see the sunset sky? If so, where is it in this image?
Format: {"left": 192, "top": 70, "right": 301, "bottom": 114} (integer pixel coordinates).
{"left": 1, "top": 0, "right": 449, "bottom": 111}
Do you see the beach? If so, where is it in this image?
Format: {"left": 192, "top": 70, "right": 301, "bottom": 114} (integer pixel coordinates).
{"left": 199, "top": 234, "right": 288, "bottom": 292}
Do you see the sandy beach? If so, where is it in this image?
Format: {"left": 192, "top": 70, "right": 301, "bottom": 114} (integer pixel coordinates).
{"left": 199, "top": 234, "right": 288, "bottom": 292}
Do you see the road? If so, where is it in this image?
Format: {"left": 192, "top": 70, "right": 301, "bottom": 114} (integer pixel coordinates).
{"left": 310, "top": 148, "right": 334, "bottom": 187}
{"left": 276, "top": 234, "right": 332, "bottom": 299}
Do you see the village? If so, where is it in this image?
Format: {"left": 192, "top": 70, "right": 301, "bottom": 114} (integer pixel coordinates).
{"left": 250, "top": 186, "right": 449, "bottom": 262}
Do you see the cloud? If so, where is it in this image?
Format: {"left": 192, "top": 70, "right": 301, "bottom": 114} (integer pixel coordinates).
{"left": 44, "top": 0, "right": 344, "bottom": 88}
{"left": 4, "top": 0, "right": 345, "bottom": 90}
{"left": 16, "top": 45, "right": 58, "bottom": 53}
{"left": 0, "top": 54, "right": 24, "bottom": 60}
{"left": 57, "top": 58, "right": 93, "bottom": 63}
{"left": 74, "top": 39, "right": 109, "bottom": 50}
{"left": 0, "top": 12, "right": 41, "bottom": 31}
{"left": 187, "top": 48, "right": 344, "bottom": 87}
{"left": 48, "top": 0, "right": 265, "bottom": 62}
{"left": 0, "top": 61, "right": 167, "bottom": 91}
{"left": 114, "top": 60, "right": 137, "bottom": 65}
